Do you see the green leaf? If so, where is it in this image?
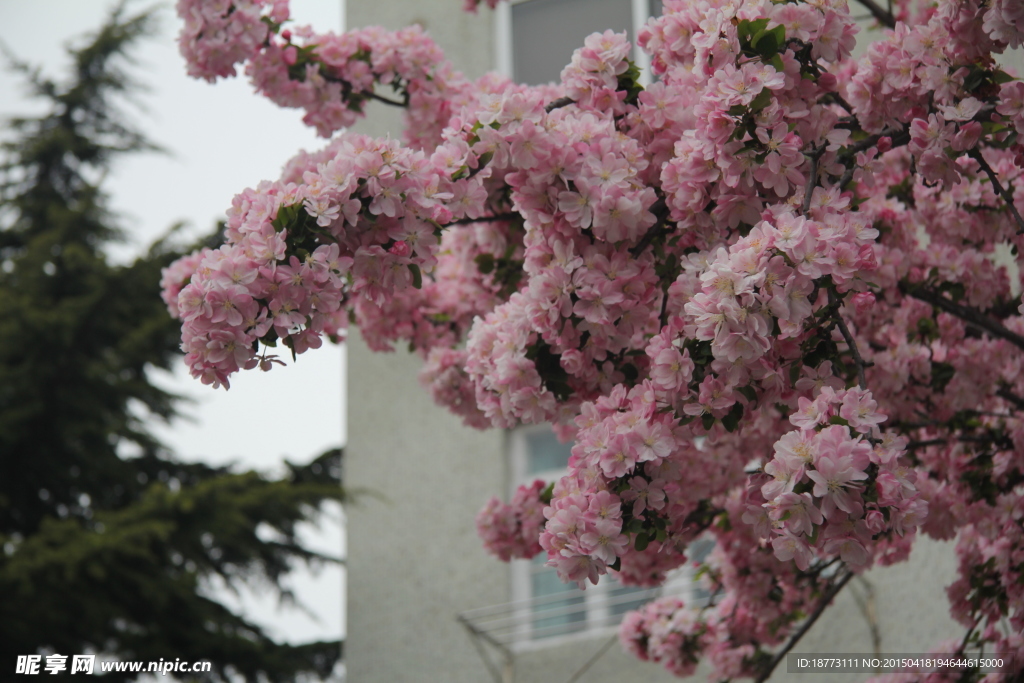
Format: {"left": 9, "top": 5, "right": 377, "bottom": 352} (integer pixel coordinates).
{"left": 738, "top": 385, "right": 758, "bottom": 404}
{"left": 749, "top": 87, "right": 773, "bottom": 112}
{"left": 737, "top": 18, "right": 769, "bottom": 50}
{"left": 616, "top": 59, "right": 644, "bottom": 106}
{"left": 930, "top": 361, "right": 956, "bottom": 392}
{"left": 634, "top": 532, "right": 650, "bottom": 552}
{"left": 722, "top": 402, "right": 744, "bottom": 432}
{"left": 702, "top": 413, "right": 716, "bottom": 431}
{"left": 963, "top": 65, "right": 987, "bottom": 93}
{"left": 540, "top": 482, "right": 555, "bottom": 505}
{"left": 409, "top": 263, "right": 422, "bottom": 289}
{"left": 475, "top": 253, "right": 495, "bottom": 274}
{"left": 751, "top": 24, "right": 785, "bottom": 57}
{"left": 992, "top": 69, "right": 1016, "bottom": 84}
{"left": 789, "top": 362, "right": 803, "bottom": 386}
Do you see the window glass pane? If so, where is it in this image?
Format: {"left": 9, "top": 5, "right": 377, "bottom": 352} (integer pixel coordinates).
{"left": 525, "top": 430, "right": 573, "bottom": 474}
{"left": 649, "top": 0, "right": 663, "bottom": 18}
{"left": 608, "top": 582, "right": 651, "bottom": 618}
{"left": 530, "top": 555, "right": 586, "bottom": 635}
{"left": 512, "top": 0, "right": 634, "bottom": 85}
{"left": 689, "top": 537, "right": 714, "bottom": 563}
{"left": 689, "top": 538, "right": 715, "bottom": 605}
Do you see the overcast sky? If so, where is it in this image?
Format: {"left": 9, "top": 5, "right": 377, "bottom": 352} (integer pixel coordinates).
{"left": 0, "top": 0, "right": 348, "bottom": 662}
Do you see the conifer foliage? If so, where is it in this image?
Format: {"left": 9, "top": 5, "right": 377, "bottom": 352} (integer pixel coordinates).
{"left": 0, "top": 6, "right": 342, "bottom": 681}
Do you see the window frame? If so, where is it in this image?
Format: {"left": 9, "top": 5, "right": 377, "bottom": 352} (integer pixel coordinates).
{"left": 493, "top": 0, "right": 656, "bottom": 87}
{"left": 507, "top": 424, "right": 655, "bottom": 650}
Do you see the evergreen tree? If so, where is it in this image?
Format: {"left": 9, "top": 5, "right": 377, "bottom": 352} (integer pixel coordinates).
{"left": 0, "top": 6, "right": 342, "bottom": 681}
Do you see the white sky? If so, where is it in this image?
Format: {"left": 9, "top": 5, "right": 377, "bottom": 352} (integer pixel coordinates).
{"left": 0, "top": 0, "right": 348, "bottom": 664}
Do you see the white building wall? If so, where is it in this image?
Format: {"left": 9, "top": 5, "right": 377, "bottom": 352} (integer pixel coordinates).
{"left": 345, "top": 329, "right": 509, "bottom": 682}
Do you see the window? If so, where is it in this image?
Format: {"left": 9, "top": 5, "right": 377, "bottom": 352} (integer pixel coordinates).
{"left": 459, "top": 426, "right": 714, "bottom": 650}
{"left": 508, "top": 426, "right": 654, "bottom": 645}
{"left": 494, "top": 0, "right": 663, "bottom": 87}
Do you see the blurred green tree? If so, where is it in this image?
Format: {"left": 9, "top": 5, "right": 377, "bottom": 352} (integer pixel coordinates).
{"left": 0, "top": 5, "right": 342, "bottom": 681}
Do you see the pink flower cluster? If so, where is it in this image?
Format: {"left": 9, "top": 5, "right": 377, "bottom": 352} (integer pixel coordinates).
{"left": 619, "top": 597, "right": 706, "bottom": 677}
{"left": 168, "top": 133, "right": 463, "bottom": 387}
{"left": 534, "top": 380, "right": 750, "bottom": 589}
{"left": 171, "top": 0, "right": 1024, "bottom": 676}
{"left": 246, "top": 24, "right": 474, "bottom": 139}
{"left": 560, "top": 30, "right": 632, "bottom": 110}
{"left": 747, "top": 387, "right": 927, "bottom": 571}
{"left": 177, "top": 0, "right": 284, "bottom": 81}
{"left": 476, "top": 479, "right": 548, "bottom": 562}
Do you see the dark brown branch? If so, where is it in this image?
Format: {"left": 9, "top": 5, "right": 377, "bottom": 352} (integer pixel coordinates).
{"left": 629, "top": 197, "right": 670, "bottom": 256}
{"left": 905, "top": 438, "right": 949, "bottom": 451}
{"left": 802, "top": 145, "right": 822, "bottom": 215}
{"left": 852, "top": 0, "right": 897, "bottom": 28}
{"left": 316, "top": 68, "right": 410, "bottom": 109}
{"left": 544, "top": 96, "right": 575, "bottom": 113}
{"left": 969, "top": 149, "right": 1024, "bottom": 235}
{"left": 755, "top": 570, "right": 856, "bottom": 683}
{"left": 996, "top": 387, "right": 1024, "bottom": 410}
{"left": 838, "top": 126, "right": 912, "bottom": 190}
{"left": 366, "top": 90, "right": 408, "bottom": 108}
{"left": 906, "top": 434, "right": 1015, "bottom": 451}
{"left": 449, "top": 212, "right": 519, "bottom": 226}
{"left": 828, "top": 289, "right": 872, "bottom": 389}
{"left": 902, "top": 284, "right": 1024, "bottom": 352}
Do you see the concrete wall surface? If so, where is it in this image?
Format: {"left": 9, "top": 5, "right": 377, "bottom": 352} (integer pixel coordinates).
{"left": 345, "top": 328, "right": 510, "bottom": 682}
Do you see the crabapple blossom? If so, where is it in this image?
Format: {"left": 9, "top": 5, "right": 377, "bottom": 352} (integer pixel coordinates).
{"left": 166, "top": 0, "right": 1024, "bottom": 679}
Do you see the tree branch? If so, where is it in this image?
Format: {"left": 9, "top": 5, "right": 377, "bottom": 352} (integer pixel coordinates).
{"left": 838, "top": 126, "right": 912, "bottom": 190}
{"left": 901, "top": 284, "right": 1024, "bottom": 352}
{"left": 448, "top": 212, "right": 519, "bottom": 226}
{"left": 365, "top": 90, "right": 408, "bottom": 108}
{"left": 997, "top": 387, "right": 1024, "bottom": 410}
{"left": 802, "top": 145, "right": 822, "bottom": 214}
{"left": 852, "top": 0, "right": 897, "bottom": 28}
{"left": 629, "top": 197, "right": 670, "bottom": 256}
{"left": 755, "top": 570, "right": 855, "bottom": 683}
{"left": 969, "top": 149, "right": 1024, "bottom": 235}
{"left": 829, "top": 289, "right": 872, "bottom": 389}
{"left": 545, "top": 96, "right": 574, "bottom": 113}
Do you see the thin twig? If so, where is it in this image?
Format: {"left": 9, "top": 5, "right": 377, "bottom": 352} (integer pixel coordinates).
{"left": 956, "top": 620, "right": 980, "bottom": 656}
{"left": 449, "top": 212, "right": 519, "bottom": 226}
{"left": 849, "top": 576, "right": 882, "bottom": 664}
{"left": 564, "top": 633, "right": 619, "bottom": 683}
{"left": 545, "top": 96, "right": 574, "bottom": 113}
{"left": 802, "top": 145, "right": 822, "bottom": 214}
{"left": 832, "top": 93, "right": 854, "bottom": 115}
{"left": 997, "top": 387, "right": 1024, "bottom": 410}
{"left": 907, "top": 434, "right": 1015, "bottom": 451}
{"left": 838, "top": 126, "right": 912, "bottom": 190}
{"left": 317, "top": 69, "right": 409, "bottom": 109}
{"left": 755, "top": 570, "right": 856, "bottom": 683}
{"left": 828, "top": 289, "right": 872, "bottom": 389}
{"left": 852, "top": 0, "right": 897, "bottom": 28}
{"left": 365, "top": 90, "right": 408, "bottom": 108}
{"left": 905, "top": 438, "right": 949, "bottom": 451}
{"left": 969, "top": 149, "right": 1024, "bottom": 235}
{"left": 629, "top": 197, "right": 670, "bottom": 256}
{"left": 902, "top": 284, "right": 1024, "bottom": 352}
